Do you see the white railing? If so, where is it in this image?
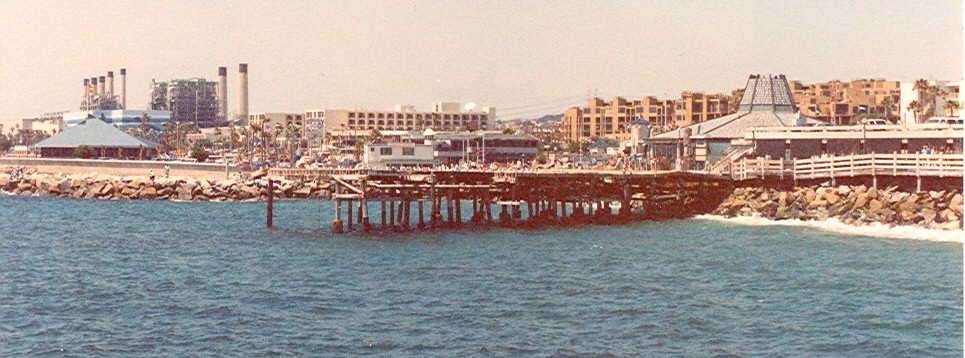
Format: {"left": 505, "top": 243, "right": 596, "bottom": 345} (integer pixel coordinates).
{"left": 731, "top": 153, "right": 964, "bottom": 181}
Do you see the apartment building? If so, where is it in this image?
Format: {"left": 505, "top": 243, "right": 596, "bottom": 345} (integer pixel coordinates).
{"left": 672, "top": 92, "right": 734, "bottom": 128}
{"left": 789, "top": 79, "right": 900, "bottom": 124}
{"left": 562, "top": 92, "right": 733, "bottom": 142}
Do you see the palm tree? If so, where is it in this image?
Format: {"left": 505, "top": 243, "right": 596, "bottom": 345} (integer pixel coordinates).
{"left": 945, "top": 100, "right": 960, "bottom": 117}
{"left": 880, "top": 96, "right": 895, "bottom": 122}
{"left": 907, "top": 100, "right": 922, "bottom": 125}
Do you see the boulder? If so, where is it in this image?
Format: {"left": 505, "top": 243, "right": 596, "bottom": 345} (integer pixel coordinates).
{"left": 920, "top": 207, "right": 937, "bottom": 224}
{"left": 941, "top": 209, "right": 959, "bottom": 223}
{"left": 854, "top": 192, "right": 870, "bottom": 209}
{"left": 825, "top": 193, "right": 841, "bottom": 205}
{"left": 139, "top": 186, "right": 158, "bottom": 199}
{"left": 836, "top": 186, "right": 852, "bottom": 196}
{"left": 950, "top": 194, "right": 963, "bottom": 215}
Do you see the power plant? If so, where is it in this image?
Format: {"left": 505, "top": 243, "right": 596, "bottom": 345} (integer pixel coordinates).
{"left": 81, "top": 69, "right": 124, "bottom": 110}
{"left": 149, "top": 77, "right": 220, "bottom": 127}
{"left": 146, "top": 63, "right": 247, "bottom": 127}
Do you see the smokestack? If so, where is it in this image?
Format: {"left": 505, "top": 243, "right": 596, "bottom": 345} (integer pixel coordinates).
{"left": 218, "top": 66, "right": 228, "bottom": 122}
{"left": 120, "top": 68, "right": 127, "bottom": 109}
{"left": 98, "top": 76, "right": 106, "bottom": 98}
{"left": 91, "top": 77, "right": 99, "bottom": 96}
{"left": 83, "top": 79, "right": 90, "bottom": 108}
{"left": 238, "top": 63, "right": 248, "bottom": 122}
{"left": 107, "top": 71, "right": 114, "bottom": 98}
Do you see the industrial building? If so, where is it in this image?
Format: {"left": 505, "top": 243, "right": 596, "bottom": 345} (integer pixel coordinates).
{"left": 149, "top": 78, "right": 220, "bottom": 127}
{"left": 80, "top": 69, "right": 126, "bottom": 111}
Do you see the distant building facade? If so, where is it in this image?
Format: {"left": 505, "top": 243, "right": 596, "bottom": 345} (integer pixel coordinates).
{"left": 562, "top": 92, "right": 735, "bottom": 142}
{"left": 20, "top": 112, "right": 65, "bottom": 135}
{"left": 789, "top": 78, "right": 901, "bottom": 124}
{"left": 322, "top": 102, "right": 495, "bottom": 133}
{"left": 149, "top": 78, "right": 221, "bottom": 127}
{"left": 899, "top": 80, "right": 961, "bottom": 125}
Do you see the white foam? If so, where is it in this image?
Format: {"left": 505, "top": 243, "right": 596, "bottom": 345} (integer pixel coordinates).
{"left": 695, "top": 214, "right": 964, "bottom": 243}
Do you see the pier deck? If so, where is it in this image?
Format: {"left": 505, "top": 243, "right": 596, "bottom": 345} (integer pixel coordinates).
{"left": 264, "top": 153, "right": 962, "bottom": 233}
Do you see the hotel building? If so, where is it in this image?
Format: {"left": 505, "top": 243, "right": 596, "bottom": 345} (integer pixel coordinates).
{"left": 320, "top": 102, "right": 495, "bottom": 133}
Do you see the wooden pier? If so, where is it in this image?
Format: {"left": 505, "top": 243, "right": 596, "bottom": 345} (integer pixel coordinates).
{"left": 264, "top": 152, "right": 962, "bottom": 234}
{"left": 315, "top": 169, "right": 734, "bottom": 234}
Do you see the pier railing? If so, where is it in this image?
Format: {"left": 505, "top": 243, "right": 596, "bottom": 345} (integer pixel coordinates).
{"left": 731, "top": 153, "right": 964, "bottom": 181}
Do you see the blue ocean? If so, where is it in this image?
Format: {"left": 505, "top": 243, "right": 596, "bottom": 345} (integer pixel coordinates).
{"left": 0, "top": 196, "right": 961, "bottom": 357}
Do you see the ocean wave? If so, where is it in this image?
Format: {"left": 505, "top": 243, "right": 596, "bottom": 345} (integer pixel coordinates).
{"left": 695, "top": 214, "right": 964, "bottom": 243}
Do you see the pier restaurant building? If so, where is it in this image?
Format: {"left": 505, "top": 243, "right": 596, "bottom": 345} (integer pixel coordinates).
{"left": 33, "top": 117, "right": 158, "bottom": 159}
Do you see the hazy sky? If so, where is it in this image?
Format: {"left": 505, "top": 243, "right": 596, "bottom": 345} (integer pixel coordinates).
{"left": 0, "top": 0, "right": 961, "bottom": 122}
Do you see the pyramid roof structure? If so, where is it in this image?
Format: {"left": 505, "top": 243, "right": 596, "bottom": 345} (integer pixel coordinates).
{"left": 34, "top": 116, "right": 157, "bottom": 149}
{"left": 654, "top": 74, "right": 822, "bottom": 140}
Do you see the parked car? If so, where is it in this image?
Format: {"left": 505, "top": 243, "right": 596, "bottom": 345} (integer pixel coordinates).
{"left": 859, "top": 118, "right": 889, "bottom": 126}
{"left": 926, "top": 117, "right": 964, "bottom": 125}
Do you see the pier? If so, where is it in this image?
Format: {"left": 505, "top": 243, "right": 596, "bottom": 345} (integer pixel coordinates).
{"left": 265, "top": 152, "right": 963, "bottom": 234}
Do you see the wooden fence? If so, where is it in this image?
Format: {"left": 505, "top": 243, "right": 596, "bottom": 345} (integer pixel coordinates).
{"left": 731, "top": 153, "right": 963, "bottom": 182}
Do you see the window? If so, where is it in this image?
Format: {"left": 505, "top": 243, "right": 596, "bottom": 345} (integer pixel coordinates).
{"left": 380, "top": 147, "right": 392, "bottom": 155}
{"left": 402, "top": 148, "right": 415, "bottom": 156}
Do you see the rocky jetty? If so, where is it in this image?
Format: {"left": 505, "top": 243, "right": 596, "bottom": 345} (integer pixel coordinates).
{"left": 714, "top": 185, "right": 963, "bottom": 231}
{"left": 0, "top": 170, "right": 330, "bottom": 202}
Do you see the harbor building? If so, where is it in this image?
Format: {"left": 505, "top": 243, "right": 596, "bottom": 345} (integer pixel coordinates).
{"left": 33, "top": 116, "right": 158, "bottom": 159}
{"left": 363, "top": 130, "right": 539, "bottom": 167}
{"left": 650, "top": 74, "right": 822, "bottom": 169}
{"left": 149, "top": 78, "right": 221, "bottom": 127}
{"left": 321, "top": 102, "right": 495, "bottom": 133}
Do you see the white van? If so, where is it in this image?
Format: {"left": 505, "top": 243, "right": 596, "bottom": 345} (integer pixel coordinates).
{"left": 926, "top": 117, "right": 964, "bottom": 125}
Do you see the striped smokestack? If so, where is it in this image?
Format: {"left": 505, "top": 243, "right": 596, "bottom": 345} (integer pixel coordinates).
{"left": 238, "top": 63, "right": 248, "bottom": 122}
{"left": 120, "top": 68, "right": 127, "bottom": 109}
{"left": 91, "top": 77, "right": 99, "bottom": 96}
{"left": 106, "top": 71, "right": 114, "bottom": 98}
{"left": 218, "top": 66, "right": 228, "bottom": 122}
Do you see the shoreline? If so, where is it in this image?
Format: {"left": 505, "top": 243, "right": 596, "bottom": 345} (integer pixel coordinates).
{"left": 696, "top": 214, "right": 962, "bottom": 242}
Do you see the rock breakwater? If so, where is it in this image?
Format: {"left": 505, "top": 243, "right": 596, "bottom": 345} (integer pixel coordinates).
{"left": 714, "top": 185, "right": 963, "bottom": 231}
{"left": 0, "top": 171, "right": 330, "bottom": 202}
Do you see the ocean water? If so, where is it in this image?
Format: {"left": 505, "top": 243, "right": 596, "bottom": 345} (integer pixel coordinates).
{"left": 0, "top": 196, "right": 961, "bottom": 357}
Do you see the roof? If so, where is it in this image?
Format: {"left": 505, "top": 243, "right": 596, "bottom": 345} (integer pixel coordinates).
{"left": 34, "top": 117, "right": 157, "bottom": 149}
{"left": 654, "top": 74, "right": 822, "bottom": 140}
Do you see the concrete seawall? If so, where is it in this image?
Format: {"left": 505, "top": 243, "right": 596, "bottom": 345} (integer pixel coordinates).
{"left": 0, "top": 157, "right": 239, "bottom": 181}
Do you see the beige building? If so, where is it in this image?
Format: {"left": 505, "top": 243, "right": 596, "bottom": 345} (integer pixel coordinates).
{"left": 562, "top": 92, "right": 734, "bottom": 142}
{"left": 322, "top": 103, "right": 495, "bottom": 133}
{"left": 247, "top": 112, "right": 304, "bottom": 130}
{"left": 789, "top": 79, "right": 901, "bottom": 124}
